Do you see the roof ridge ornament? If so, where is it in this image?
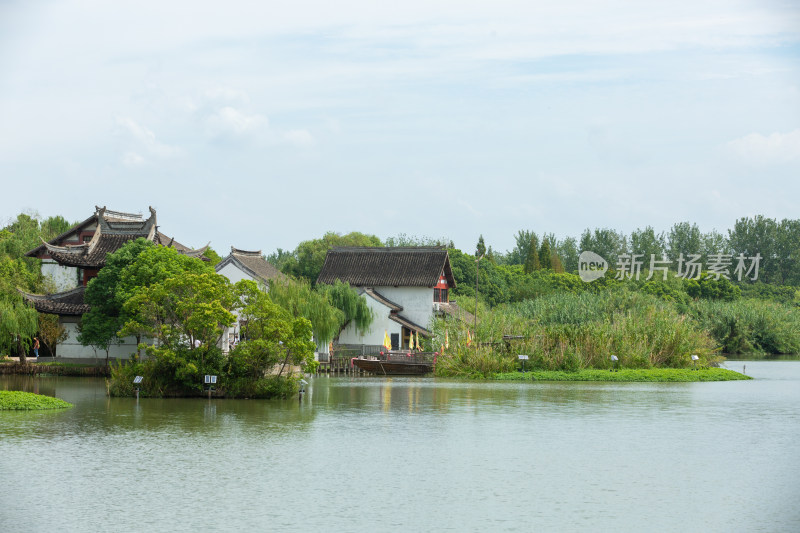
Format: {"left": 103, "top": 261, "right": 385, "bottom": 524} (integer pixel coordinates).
{"left": 231, "top": 247, "right": 263, "bottom": 256}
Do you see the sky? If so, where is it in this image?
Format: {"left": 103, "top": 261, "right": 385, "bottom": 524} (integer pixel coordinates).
{"left": 1, "top": 0, "right": 799, "bottom": 256}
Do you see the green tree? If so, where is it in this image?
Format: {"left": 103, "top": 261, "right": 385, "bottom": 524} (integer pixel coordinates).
{"left": 37, "top": 313, "right": 68, "bottom": 357}
{"left": 728, "top": 216, "right": 779, "bottom": 283}
{"left": 39, "top": 215, "right": 74, "bottom": 242}
{"left": 121, "top": 272, "right": 237, "bottom": 367}
{"left": 580, "top": 228, "right": 627, "bottom": 265}
{"left": 0, "top": 252, "right": 40, "bottom": 361}
{"left": 79, "top": 238, "right": 156, "bottom": 358}
{"left": 80, "top": 239, "right": 216, "bottom": 359}
{"left": 384, "top": 233, "right": 452, "bottom": 247}
{"left": 523, "top": 234, "right": 540, "bottom": 274}
{"left": 282, "top": 231, "right": 382, "bottom": 283}
{"left": 232, "top": 281, "right": 316, "bottom": 378}
{"left": 556, "top": 236, "right": 580, "bottom": 273}
{"left": 539, "top": 238, "right": 553, "bottom": 270}
{"left": 508, "top": 230, "right": 536, "bottom": 265}
{"left": 701, "top": 230, "right": 729, "bottom": 263}
{"left": 203, "top": 247, "right": 223, "bottom": 266}
{"left": 476, "top": 235, "right": 486, "bottom": 258}
{"left": 668, "top": 222, "right": 702, "bottom": 262}
{"left": 630, "top": 226, "right": 666, "bottom": 260}
{"left": 776, "top": 219, "right": 800, "bottom": 285}
{"left": 265, "top": 248, "right": 295, "bottom": 271}
{"left": 267, "top": 278, "right": 372, "bottom": 345}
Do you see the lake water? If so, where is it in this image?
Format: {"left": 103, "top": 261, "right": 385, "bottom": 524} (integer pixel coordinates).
{"left": 1, "top": 361, "right": 799, "bottom": 532}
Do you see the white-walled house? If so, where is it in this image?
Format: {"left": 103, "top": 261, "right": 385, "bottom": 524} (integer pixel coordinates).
{"left": 316, "top": 247, "right": 456, "bottom": 351}
{"left": 215, "top": 247, "right": 287, "bottom": 352}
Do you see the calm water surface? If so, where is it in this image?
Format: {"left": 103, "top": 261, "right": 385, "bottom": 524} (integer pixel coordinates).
{"left": 1, "top": 361, "right": 799, "bottom": 532}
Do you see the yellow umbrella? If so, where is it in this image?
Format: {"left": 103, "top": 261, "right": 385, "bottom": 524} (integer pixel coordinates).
{"left": 409, "top": 331, "right": 415, "bottom": 350}
{"left": 416, "top": 331, "right": 421, "bottom": 351}
{"left": 445, "top": 329, "right": 449, "bottom": 349}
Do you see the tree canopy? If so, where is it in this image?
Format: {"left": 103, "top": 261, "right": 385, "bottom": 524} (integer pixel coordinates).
{"left": 279, "top": 231, "right": 382, "bottom": 284}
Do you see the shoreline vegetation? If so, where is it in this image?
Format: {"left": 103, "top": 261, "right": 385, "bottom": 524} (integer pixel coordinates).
{"left": 4, "top": 214, "right": 799, "bottom": 394}
{"left": 484, "top": 368, "right": 750, "bottom": 382}
{"left": 0, "top": 390, "right": 73, "bottom": 410}
{"left": 428, "top": 288, "right": 798, "bottom": 380}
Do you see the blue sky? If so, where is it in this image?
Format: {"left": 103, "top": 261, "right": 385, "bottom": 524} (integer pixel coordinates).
{"left": 1, "top": 0, "right": 798, "bottom": 255}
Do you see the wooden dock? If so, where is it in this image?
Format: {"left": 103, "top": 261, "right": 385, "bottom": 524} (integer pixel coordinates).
{"left": 316, "top": 345, "right": 436, "bottom": 375}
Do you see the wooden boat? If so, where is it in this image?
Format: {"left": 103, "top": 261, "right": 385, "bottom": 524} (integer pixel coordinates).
{"left": 352, "top": 352, "right": 436, "bottom": 376}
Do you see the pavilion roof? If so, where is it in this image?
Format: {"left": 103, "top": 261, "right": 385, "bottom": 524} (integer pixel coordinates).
{"left": 27, "top": 206, "right": 209, "bottom": 267}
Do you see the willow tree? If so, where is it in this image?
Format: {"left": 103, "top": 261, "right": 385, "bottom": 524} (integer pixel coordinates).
{"left": 267, "top": 279, "right": 372, "bottom": 345}
{"left": 0, "top": 255, "right": 39, "bottom": 362}
{"left": 232, "top": 281, "right": 316, "bottom": 379}
{"left": 0, "top": 299, "right": 38, "bottom": 362}
{"left": 317, "top": 280, "right": 373, "bottom": 333}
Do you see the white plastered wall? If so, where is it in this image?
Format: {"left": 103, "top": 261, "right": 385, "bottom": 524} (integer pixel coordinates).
{"left": 41, "top": 260, "right": 80, "bottom": 291}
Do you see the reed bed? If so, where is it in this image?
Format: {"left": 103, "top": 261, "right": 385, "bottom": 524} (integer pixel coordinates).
{"left": 434, "top": 290, "right": 720, "bottom": 376}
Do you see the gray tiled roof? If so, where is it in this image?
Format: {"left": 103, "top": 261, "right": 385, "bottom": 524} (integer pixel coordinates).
{"left": 216, "top": 247, "right": 287, "bottom": 284}
{"left": 316, "top": 247, "right": 456, "bottom": 288}
{"left": 31, "top": 207, "right": 209, "bottom": 267}
{"left": 19, "top": 287, "right": 90, "bottom": 316}
{"left": 41, "top": 207, "right": 158, "bottom": 268}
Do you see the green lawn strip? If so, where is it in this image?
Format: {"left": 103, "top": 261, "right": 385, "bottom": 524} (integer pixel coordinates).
{"left": 491, "top": 368, "right": 751, "bottom": 382}
{"left": 0, "top": 391, "right": 74, "bottom": 410}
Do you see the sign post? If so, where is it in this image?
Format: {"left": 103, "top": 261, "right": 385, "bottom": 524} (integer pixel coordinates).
{"left": 133, "top": 375, "right": 143, "bottom": 400}
{"left": 204, "top": 375, "right": 217, "bottom": 399}
{"left": 518, "top": 354, "right": 529, "bottom": 373}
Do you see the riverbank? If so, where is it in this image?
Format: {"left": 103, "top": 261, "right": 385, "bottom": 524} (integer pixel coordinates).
{"left": 0, "top": 390, "right": 73, "bottom": 410}
{"left": 488, "top": 367, "right": 751, "bottom": 382}
{"left": 0, "top": 362, "right": 111, "bottom": 377}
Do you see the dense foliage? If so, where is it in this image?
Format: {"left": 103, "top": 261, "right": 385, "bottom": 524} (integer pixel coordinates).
{"left": 93, "top": 244, "right": 316, "bottom": 398}
{"left": 0, "top": 213, "right": 74, "bottom": 360}
{"left": 267, "top": 278, "right": 373, "bottom": 345}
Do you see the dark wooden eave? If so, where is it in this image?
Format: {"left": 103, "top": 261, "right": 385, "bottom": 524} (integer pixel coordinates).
{"left": 388, "top": 313, "right": 432, "bottom": 337}
{"left": 363, "top": 288, "right": 403, "bottom": 311}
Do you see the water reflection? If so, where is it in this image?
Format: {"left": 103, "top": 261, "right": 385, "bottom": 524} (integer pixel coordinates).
{"left": 1, "top": 365, "right": 799, "bottom": 533}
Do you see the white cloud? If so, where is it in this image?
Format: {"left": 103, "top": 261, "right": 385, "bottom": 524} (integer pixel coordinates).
{"left": 116, "top": 116, "right": 182, "bottom": 163}
{"left": 205, "top": 106, "right": 266, "bottom": 139}
{"left": 727, "top": 130, "right": 800, "bottom": 164}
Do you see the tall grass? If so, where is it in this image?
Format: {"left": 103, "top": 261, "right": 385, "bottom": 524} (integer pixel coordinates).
{"left": 688, "top": 299, "right": 800, "bottom": 354}
{"left": 435, "top": 290, "right": 718, "bottom": 375}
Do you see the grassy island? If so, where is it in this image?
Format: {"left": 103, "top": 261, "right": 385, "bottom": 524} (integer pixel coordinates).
{"left": 0, "top": 391, "right": 73, "bottom": 410}
{"left": 489, "top": 368, "right": 751, "bottom": 382}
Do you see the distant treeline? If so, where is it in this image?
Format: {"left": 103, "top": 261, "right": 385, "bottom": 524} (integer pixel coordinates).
{"left": 263, "top": 216, "right": 800, "bottom": 309}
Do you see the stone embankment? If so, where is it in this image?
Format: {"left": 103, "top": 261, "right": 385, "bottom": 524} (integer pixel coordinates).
{"left": 0, "top": 363, "right": 111, "bottom": 377}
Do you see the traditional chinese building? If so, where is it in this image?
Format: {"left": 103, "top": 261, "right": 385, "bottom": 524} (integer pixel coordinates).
{"left": 316, "top": 247, "right": 457, "bottom": 351}
{"left": 21, "top": 206, "right": 208, "bottom": 359}
{"left": 215, "top": 247, "right": 287, "bottom": 352}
